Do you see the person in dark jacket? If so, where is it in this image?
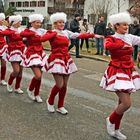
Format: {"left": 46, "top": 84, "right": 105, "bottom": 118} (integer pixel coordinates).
{"left": 129, "top": 20, "right": 140, "bottom": 61}
{"left": 106, "top": 23, "right": 115, "bottom": 36}
{"left": 105, "top": 23, "right": 115, "bottom": 55}
{"left": 94, "top": 16, "right": 106, "bottom": 55}
{"left": 68, "top": 13, "right": 81, "bottom": 58}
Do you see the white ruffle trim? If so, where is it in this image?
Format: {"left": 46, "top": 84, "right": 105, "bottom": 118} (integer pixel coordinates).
{"left": 42, "top": 58, "right": 78, "bottom": 74}
{"left": 21, "top": 51, "right": 48, "bottom": 67}
{"left": 100, "top": 71, "right": 140, "bottom": 92}
{"left": 7, "top": 49, "right": 23, "bottom": 62}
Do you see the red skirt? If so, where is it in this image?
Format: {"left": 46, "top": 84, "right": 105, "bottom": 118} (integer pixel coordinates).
{"left": 43, "top": 49, "right": 77, "bottom": 74}
{"left": 100, "top": 66, "right": 140, "bottom": 93}
{"left": 6, "top": 46, "right": 25, "bottom": 62}
{"left": 21, "top": 47, "right": 48, "bottom": 67}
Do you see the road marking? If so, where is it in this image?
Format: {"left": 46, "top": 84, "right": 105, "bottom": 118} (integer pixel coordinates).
{"left": 80, "top": 104, "right": 104, "bottom": 114}
{"left": 78, "top": 68, "right": 103, "bottom": 81}
{"left": 78, "top": 68, "right": 94, "bottom": 73}
{"left": 84, "top": 73, "right": 103, "bottom": 81}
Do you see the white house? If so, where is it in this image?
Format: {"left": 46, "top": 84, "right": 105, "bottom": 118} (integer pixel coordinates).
{"left": 5, "top": 0, "right": 48, "bottom": 17}
{"left": 4, "top": 0, "right": 85, "bottom": 28}
{"left": 4, "top": 0, "right": 85, "bottom": 18}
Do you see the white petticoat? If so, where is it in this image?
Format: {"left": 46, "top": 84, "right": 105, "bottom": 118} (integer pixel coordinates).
{"left": 21, "top": 51, "right": 48, "bottom": 67}
{"left": 42, "top": 58, "right": 78, "bottom": 74}
{"left": 0, "top": 45, "right": 8, "bottom": 60}
{"left": 6, "top": 49, "right": 24, "bottom": 62}
{"left": 100, "top": 70, "right": 140, "bottom": 93}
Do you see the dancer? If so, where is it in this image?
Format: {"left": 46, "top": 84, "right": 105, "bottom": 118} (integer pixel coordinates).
{"left": 0, "top": 13, "right": 8, "bottom": 86}
{"left": 3, "top": 15, "right": 25, "bottom": 93}
{"left": 100, "top": 12, "right": 140, "bottom": 140}
{"left": 41, "top": 12, "right": 104, "bottom": 114}
{"left": 20, "top": 14, "right": 47, "bottom": 103}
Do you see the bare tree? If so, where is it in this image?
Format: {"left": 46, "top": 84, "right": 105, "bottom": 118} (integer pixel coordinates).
{"left": 129, "top": 0, "right": 140, "bottom": 21}
{"left": 0, "top": 0, "right": 4, "bottom": 12}
{"left": 89, "top": 0, "right": 113, "bottom": 23}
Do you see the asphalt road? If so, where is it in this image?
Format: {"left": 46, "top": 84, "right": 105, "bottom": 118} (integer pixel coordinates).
{"left": 0, "top": 57, "right": 140, "bottom": 140}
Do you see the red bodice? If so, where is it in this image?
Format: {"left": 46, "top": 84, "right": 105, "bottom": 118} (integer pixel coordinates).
{"left": 105, "top": 36, "right": 134, "bottom": 68}
{"left": 0, "top": 30, "right": 7, "bottom": 49}
{"left": 2, "top": 28, "right": 25, "bottom": 48}
{"left": 20, "top": 29, "right": 43, "bottom": 51}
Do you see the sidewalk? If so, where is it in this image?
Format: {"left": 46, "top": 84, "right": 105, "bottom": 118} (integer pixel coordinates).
{"left": 70, "top": 47, "right": 110, "bottom": 62}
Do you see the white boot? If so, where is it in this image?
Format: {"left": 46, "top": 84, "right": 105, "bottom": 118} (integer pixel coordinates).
{"left": 35, "top": 95, "right": 43, "bottom": 103}
{"left": 114, "top": 129, "right": 127, "bottom": 140}
{"left": 15, "top": 88, "right": 24, "bottom": 94}
{"left": 7, "top": 84, "right": 13, "bottom": 93}
{"left": 56, "top": 107, "right": 68, "bottom": 115}
{"left": 106, "top": 117, "right": 115, "bottom": 136}
{"left": 0, "top": 80, "right": 7, "bottom": 86}
{"left": 27, "top": 88, "right": 35, "bottom": 100}
{"left": 46, "top": 99, "right": 55, "bottom": 113}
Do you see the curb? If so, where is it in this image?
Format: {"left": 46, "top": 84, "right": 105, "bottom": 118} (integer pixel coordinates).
{"left": 44, "top": 48, "right": 109, "bottom": 62}
{"left": 70, "top": 52, "right": 109, "bottom": 62}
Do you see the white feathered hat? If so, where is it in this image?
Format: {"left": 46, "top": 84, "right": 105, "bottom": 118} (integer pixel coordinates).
{"left": 50, "top": 12, "right": 67, "bottom": 24}
{"left": 109, "top": 12, "right": 131, "bottom": 25}
{"left": 29, "top": 14, "right": 44, "bottom": 23}
{"left": 9, "top": 15, "right": 22, "bottom": 24}
{"left": 0, "top": 13, "right": 5, "bottom": 21}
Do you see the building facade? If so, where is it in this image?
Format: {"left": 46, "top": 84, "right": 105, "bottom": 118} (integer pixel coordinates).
{"left": 4, "top": 0, "right": 85, "bottom": 19}
{"left": 4, "top": 0, "right": 85, "bottom": 28}
{"left": 5, "top": 0, "right": 48, "bottom": 17}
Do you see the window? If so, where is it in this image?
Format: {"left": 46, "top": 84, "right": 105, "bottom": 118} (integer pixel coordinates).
{"left": 38, "top": 1, "right": 45, "bottom": 7}
{"left": 16, "top": 2, "right": 22, "bottom": 7}
{"left": 23, "top": 1, "right": 29, "bottom": 7}
{"left": 30, "top": 1, "right": 37, "bottom": 7}
{"left": 9, "top": 2, "right": 15, "bottom": 7}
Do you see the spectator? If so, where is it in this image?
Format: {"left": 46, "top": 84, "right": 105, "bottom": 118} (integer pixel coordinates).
{"left": 80, "top": 19, "right": 90, "bottom": 52}
{"left": 94, "top": 16, "right": 106, "bottom": 55}
{"left": 105, "top": 23, "right": 115, "bottom": 55}
{"left": 64, "top": 21, "right": 69, "bottom": 30}
{"left": 129, "top": 20, "right": 140, "bottom": 61}
{"left": 106, "top": 23, "right": 115, "bottom": 36}
{"left": 68, "top": 13, "right": 81, "bottom": 58}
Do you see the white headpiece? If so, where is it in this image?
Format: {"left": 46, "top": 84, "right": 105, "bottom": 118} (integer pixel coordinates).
{"left": 50, "top": 12, "right": 67, "bottom": 24}
{"left": 0, "top": 13, "right": 5, "bottom": 21}
{"left": 109, "top": 12, "right": 131, "bottom": 25}
{"left": 9, "top": 15, "right": 22, "bottom": 24}
{"left": 29, "top": 14, "right": 44, "bottom": 23}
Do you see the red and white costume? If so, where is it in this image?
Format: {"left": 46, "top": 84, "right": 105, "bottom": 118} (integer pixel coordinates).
{"left": 0, "top": 13, "right": 7, "bottom": 85}
{"left": 100, "top": 33, "right": 140, "bottom": 93}
{"left": 20, "top": 27, "right": 48, "bottom": 67}
{"left": 41, "top": 29, "right": 96, "bottom": 74}
{"left": 3, "top": 27, "right": 25, "bottom": 62}
{"left": 0, "top": 25, "right": 8, "bottom": 59}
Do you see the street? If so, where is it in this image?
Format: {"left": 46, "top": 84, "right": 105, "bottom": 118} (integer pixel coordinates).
{"left": 0, "top": 57, "right": 140, "bottom": 140}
